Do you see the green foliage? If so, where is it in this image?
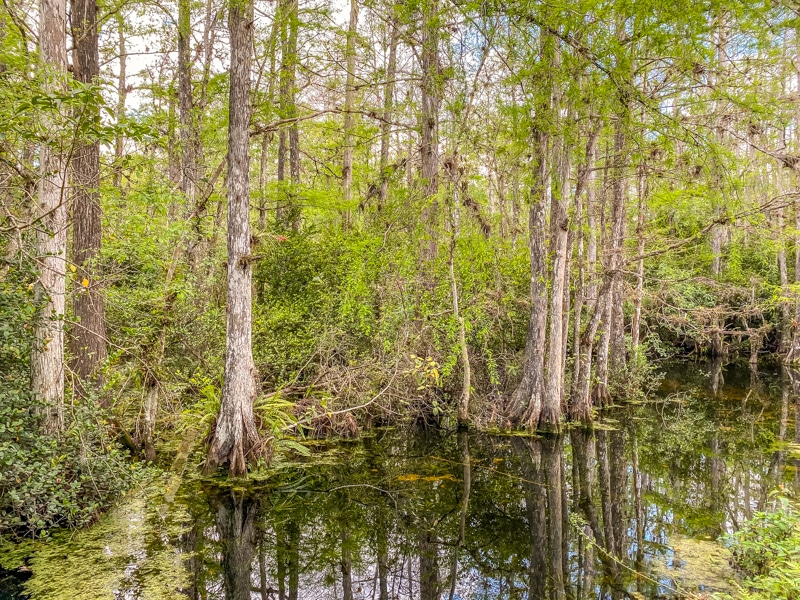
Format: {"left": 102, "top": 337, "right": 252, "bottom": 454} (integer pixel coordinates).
{"left": 718, "top": 496, "right": 800, "bottom": 600}
{"left": 0, "top": 262, "right": 141, "bottom": 539}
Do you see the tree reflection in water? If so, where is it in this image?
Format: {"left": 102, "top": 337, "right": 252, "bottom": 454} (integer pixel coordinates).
{"left": 92, "top": 362, "right": 799, "bottom": 600}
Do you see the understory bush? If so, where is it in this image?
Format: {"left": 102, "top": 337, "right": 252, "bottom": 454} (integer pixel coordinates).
{"left": 719, "top": 495, "right": 800, "bottom": 600}
{"left": 0, "top": 261, "right": 141, "bottom": 539}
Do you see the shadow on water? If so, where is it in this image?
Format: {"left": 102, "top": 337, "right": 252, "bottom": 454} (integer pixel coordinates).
{"left": 2, "top": 359, "right": 800, "bottom": 599}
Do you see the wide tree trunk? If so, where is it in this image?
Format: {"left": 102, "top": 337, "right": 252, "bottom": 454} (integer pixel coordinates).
{"left": 205, "top": 0, "right": 258, "bottom": 476}
{"left": 540, "top": 132, "right": 570, "bottom": 431}
{"left": 33, "top": 0, "right": 68, "bottom": 434}
{"left": 69, "top": 0, "right": 107, "bottom": 388}
{"left": 506, "top": 32, "right": 554, "bottom": 429}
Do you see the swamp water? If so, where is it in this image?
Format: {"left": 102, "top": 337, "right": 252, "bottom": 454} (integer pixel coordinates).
{"left": 2, "top": 360, "right": 799, "bottom": 600}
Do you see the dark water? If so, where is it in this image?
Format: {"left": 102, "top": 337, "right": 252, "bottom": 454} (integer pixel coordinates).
{"left": 2, "top": 359, "right": 799, "bottom": 599}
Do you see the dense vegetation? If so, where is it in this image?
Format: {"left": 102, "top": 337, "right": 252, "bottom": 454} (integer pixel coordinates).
{"left": 4, "top": 0, "right": 800, "bottom": 577}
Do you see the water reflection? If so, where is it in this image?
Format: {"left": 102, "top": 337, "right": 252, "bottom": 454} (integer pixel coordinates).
{"left": 4, "top": 360, "right": 799, "bottom": 600}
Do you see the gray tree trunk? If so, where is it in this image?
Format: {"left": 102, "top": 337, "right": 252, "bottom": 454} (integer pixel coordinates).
{"left": 378, "top": 15, "right": 398, "bottom": 209}
{"left": 341, "top": 0, "right": 358, "bottom": 227}
{"left": 205, "top": 0, "right": 258, "bottom": 476}
{"left": 33, "top": 0, "right": 68, "bottom": 434}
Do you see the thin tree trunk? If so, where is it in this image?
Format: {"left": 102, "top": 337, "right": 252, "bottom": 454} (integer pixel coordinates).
{"left": 608, "top": 118, "right": 627, "bottom": 372}
{"left": 70, "top": 0, "right": 107, "bottom": 388}
{"left": 341, "top": 0, "right": 358, "bottom": 227}
{"left": 631, "top": 164, "right": 646, "bottom": 349}
{"left": 114, "top": 12, "right": 127, "bottom": 190}
{"left": 277, "top": 0, "right": 299, "bottom": 229}
{"left": 378, "top": 16, "right": 398, "bottom": 210}
{"left": 420, "top": 0, "right": 439, "bottom": 260}
{"left": 258, "top": 131, "right": 271, "bottom": 229}
{"left": 449, "top": 183, "right": 470, "bottom": 426}
{"left": 205, "top": 0, "right": 258, "bottom": 476}
{"left": 33, "top": 0, "right": 68, "bottom": 434}
{"left": 178, "top": 0, "right": 201, "bottom": 264}
{"left": 786, "top": 36, "right": 800, "bottom": 363}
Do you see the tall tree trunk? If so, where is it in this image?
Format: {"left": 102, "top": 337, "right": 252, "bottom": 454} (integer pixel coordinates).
{"left": 378, "top": 15, "right": 398, "bottom": 210}
{"left": 205, "top": 0, "right": 258, "bottom": 476}
{"left": 631, "top": 164, "right": 646, "bottom": 349}
{"left": 507, "top": 32, "right": 554, "bottom": 428}
{"left": 449, "top": 178, "right": 470, "bottom": 427}
{"left": 341, "top": 0, "right": 358, "bottom": 227}
{"left": 786, "top": 33, "right": 800, "bottom": 364}
{"left": 608, "top": 117, "right": 627, "bottom": 373}
{"left": 568, "top": 123, "right": 601, "bottom": 422}
{"left": 277, "top": 0, "right": 299, "bottom": 229}
{"left": 69, "top": 0, "right": 107, "bottom": 388}
{"left": 540, "top": 94, "right": 571, "bottom": 431}
{"left": 419, "top": 0, "right": 439, "bottom": 259}
{"left": 33, "top": 0, "right": 68, "bottom": 434}
{"left": 178, "top": 0, "right": 204, "bottom": 267}
{"left": 114, "top": 11, "right": 126, "bottom": 190}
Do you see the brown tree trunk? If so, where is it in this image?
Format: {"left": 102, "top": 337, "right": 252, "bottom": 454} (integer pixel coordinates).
{"left": 69, "top": 0, "right": 107, "bottom": 389}
{"left": 33, "top": 0, "right": 68, "bottom": 434}
{"left": 205, "top": 0, "right": 258, "bottom": 476}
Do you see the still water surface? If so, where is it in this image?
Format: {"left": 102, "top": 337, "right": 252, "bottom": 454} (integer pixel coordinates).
{"left": 1, "top": 359, "right": 798, "bottom": 599}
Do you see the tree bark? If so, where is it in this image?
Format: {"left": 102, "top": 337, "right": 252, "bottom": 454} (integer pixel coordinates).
{"left": 114, "top": 12, "right": 127, "bottom": 191}
{"left": 419, "top": 0, "right": 440, "bottom": 260}
{"left": 506, "top": 32, "right": 553, "bottom": 428}
{"left": 378, "top": 15, "right": 398, "bottom": 210}
{"left": 341, "top": 0, "right": 358, "bottom": 227}
{"left": 69, "top": 0, "right": 107, "bottom": 389}
{"left": 205, "top": 0, "right": 258, "bottom": 476}
{"left": 631, "top": 164, "right": 646, "bottom": 349}
{"left": 33, "top": 0, "right": 68, "bottom": 434}
{"left": 540, "top": 94, "right": 570, "bottom": 431}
